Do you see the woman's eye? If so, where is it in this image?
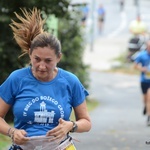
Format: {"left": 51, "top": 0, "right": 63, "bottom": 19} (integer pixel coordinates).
{"left": 46, "top": 60, "right": 51, "bottom": 63}
{"left": 35, "top": 57, "right": 40, "bottom": 61}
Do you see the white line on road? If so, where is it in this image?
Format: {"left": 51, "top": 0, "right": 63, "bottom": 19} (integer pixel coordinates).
{"left": 107, "top": 11, "right": 127, "bottom": 38}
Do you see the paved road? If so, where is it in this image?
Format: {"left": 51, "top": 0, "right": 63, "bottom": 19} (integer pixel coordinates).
{"left": 73, "top": 71, "right": 150, "bottom": 150}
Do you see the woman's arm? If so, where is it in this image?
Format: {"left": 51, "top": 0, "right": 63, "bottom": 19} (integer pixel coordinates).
{"left": 0, "top": 98, "right": 12, "bottom": 136}
{"left": 134, "top": 62, "right": 147, "bottom": 72}
{"left": 0, "top": 97, "right": 29, "bottom": 145}
{"left": 73, "top": 100, "right": 91, "bottom": 132}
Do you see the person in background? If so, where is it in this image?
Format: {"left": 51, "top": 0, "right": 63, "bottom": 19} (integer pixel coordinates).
{"left": 120, "top": 0, "right": 125, "bottom": 12}
{"left": 133, "top": 40, "right": 150, "bottom": 126}
{"left": 97, "top": 4, "right": 106, "bottom": 33}
{"left": 129, "top": 14, "right": 147, "bottom": 36}
{"left": 80, "top": 4, "right": 89, "bottom": 27}
{"left": 0, "top": 8, "right": 91, "bottom": 150}
{"left": 128, "top": 14, "right": 148, "bottom": 62}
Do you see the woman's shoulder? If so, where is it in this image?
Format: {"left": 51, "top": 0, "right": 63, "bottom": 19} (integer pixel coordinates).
{"left": 59, "top": 68, "right": 79, "bottom": 82}
{"left": 9, "top": 67, "right": 30, "bottom": 79}
{"left": 1, "top": 67, "right": 30, "bottom": 88}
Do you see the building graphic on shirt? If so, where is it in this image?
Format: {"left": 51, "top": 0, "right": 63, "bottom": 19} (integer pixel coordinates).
{"left": 34, "top": 101, "right": 55, "bottom": 124}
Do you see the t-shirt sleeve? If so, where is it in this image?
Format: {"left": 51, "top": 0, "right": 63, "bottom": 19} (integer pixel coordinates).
{"left": 71, "top": 76, "right": 89, "bottom": 107}
{"left": 134, "top": 52, "right": 142, "bottom": 63}
{"left": 0, "top": 72, "right": 19, "bottom": 105}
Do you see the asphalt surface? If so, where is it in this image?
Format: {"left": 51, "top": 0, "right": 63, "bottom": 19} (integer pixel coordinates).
{"left": 73, "top": 71, "right": 150, "bottom": 150}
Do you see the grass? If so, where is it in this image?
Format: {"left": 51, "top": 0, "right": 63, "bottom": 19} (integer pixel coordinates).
{"left": 0, "top": 99, "right": 99, "bottom": 149}
{"left": 108, "top": 50, "right": 140, "bottom": 75}
{"left": 86, "top": 98, "right": 99, "bottom": 111}
{"left": 71, "top": 98, "right": 99, "bottom": 121}
{"left": 109, "top": 62, "right": 139, "bottom": 75}
{"left": 0, "top": 134, "right": 11, "bottom": 150}
{"left": 0, "top": 123, "right": 13, "bottom": 149}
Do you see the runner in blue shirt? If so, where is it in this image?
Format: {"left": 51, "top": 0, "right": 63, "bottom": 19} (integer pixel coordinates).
{"left": 134, "top": 40, "right": 150, "bottom": 126}
{"left": 97, "top": 4, "right": 105, "bottom": 33}
{"left": 0, "top": 8, "right": 91, "bottom": 150}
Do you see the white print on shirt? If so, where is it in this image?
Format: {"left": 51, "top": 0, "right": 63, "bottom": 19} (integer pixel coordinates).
{"left": 34, "top": 101, "right": 55, "bottom": 123}
{"left": 23, "top": 96, "right": 64, "bottom": 125}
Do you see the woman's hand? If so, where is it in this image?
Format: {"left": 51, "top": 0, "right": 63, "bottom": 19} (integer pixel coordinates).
{"left": 46, "top": 118, "right": 73, "bottom": 142}
{"left": 12, "top": 129, "right": 30, "bottom": 145}
{"left": 141, "top": 66, "right": 148, "bottom": 73}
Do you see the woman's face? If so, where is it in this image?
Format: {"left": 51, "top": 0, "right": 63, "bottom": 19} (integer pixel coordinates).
{"left": 30, "top": 46, "right": 61, "bottom": 82}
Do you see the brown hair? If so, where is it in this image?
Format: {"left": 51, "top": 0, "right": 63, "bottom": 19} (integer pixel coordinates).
{"left": 10, "top": 7, "right": 45, "bottom": 57}
{"left": 30, "top": 32, "right": 61, "bottom": 57}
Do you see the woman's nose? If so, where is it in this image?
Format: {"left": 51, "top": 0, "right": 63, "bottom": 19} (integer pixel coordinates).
{"left": 39, "top": 62, "right": 46, "bottom": 69}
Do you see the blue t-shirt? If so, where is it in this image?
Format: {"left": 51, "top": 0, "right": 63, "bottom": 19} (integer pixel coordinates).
{"left": 134, "top": 50, "right": 150, "bottom": 82}
{"left": 0, "top": 67, "right": 89, "bottom": 137}
{"left": 97, "top": 7, "right": 105, "bottom": 16}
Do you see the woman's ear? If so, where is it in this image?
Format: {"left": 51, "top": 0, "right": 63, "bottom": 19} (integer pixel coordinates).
{"left": 57, "top": 53, "right": 62, "bottom": 63}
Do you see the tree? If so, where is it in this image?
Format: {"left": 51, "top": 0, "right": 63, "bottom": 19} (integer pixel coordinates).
{"left": 58, "top": 11, "right": 89, "bottom": 88}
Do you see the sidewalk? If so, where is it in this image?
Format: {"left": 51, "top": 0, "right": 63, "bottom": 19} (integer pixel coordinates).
{"left": 83, "top": 34, "right": 129, "bottom": 71}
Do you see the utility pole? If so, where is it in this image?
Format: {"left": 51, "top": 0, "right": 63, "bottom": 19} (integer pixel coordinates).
{"left": 90, "top": 0, "right": 95, "bottom": 52}
{"left": 135, "top": 0, "right": 140, "bottom": 15}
